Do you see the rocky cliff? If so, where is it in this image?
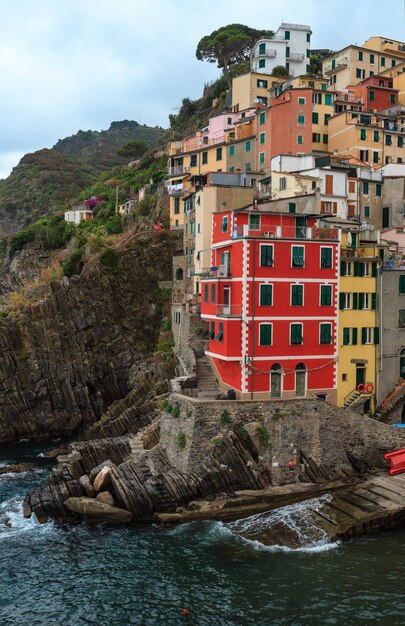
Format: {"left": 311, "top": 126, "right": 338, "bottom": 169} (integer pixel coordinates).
{"left": 0, "top": 229, "right": 177, "bottom": 443}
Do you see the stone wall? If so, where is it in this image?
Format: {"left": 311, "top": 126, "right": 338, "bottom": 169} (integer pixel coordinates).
{"left": 160, "top": 395, "right": 405, "bottom": 484}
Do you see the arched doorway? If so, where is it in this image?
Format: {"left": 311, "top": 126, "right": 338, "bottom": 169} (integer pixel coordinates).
{"left": 400, "top": 348, "right": 405, "bottom": 379}
{"left": 270, "top": 364, "right": 282, "bottom": 398}
{"left": 295, "top": 363, "right": 307, "bottom": 398}
{"left": 175, "top": 268, "right": 184, "bottom": 281}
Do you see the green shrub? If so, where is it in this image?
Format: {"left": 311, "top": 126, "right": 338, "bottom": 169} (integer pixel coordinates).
{"left": 220, "top": 409, "right": 232, "bottom": 425}
{"left": 236, "top": 426, "right": 248, "bottom": 441}
{"left": 62, "top": 248, "right": 84, "bottom": 277}
{"left": 176, "top": 431, "right": 186, "bottom": 449}
{"left": 213, "top": 436, "right": 225, "bottom": 447}
{"left": 256, "top": 425, "right": 269, "bottom": 447}
{"left": 157, "top": 335, "right": 174, "bottom": 353}
{"left": 161, "top": 399, "right": 172, "bottom": 412}
{"left": 171, "top": 405, "right": 180, "bottom": 418}
{"left": 100, "top": 246, "right": 119, "bottom": 270}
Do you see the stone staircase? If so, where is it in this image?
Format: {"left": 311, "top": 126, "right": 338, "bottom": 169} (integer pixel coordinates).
{"left": 196, "top": 355, "right": 222, "bottom": 399}
{"left": 344, "top": 388, "right": 361, "bottom": 408}
{"left": 381, "top": 381, "right": 405, "bottom": 416}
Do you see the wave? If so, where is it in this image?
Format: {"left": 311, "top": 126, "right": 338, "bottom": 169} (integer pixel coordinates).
{"left": 0, "top": 496, "right": 55, "bottom": 541}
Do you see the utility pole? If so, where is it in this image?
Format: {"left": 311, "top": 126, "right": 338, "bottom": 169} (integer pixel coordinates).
{"left": 115, "top": 184, "right": 119, "bottom": 216}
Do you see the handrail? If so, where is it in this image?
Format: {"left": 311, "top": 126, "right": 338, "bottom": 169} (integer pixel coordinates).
{"left": 382, "top": 380, "right": 405, "bottom": 412}
{"left": 344, "top": 382, "right": 374, "bottom": 405}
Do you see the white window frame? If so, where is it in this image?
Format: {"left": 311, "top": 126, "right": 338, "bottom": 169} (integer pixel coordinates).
{"left": 259, "top": 283, "right": 273, "bottom": 306}
{"left": 363, "top": 262, "right": 371, "bottom": 277}
{"left": 249, "top": 213, "right": 261, "bottom": 231}
{"left": 364, "top": 327, "right": 372, "bottom": 344}
{"left": 363, "top": 293, "right": 370, "bottom": 309}
{"left": 259, "top": 243, "right": 274, "bottom": 267}
{"left": 320, "top": 284, "right": 332, "bottom": 306}
{"left": 343, "top": 261, "right": 352, "bottom": 276}
{"left": 344, "top": 293, "right": 351, "bottom": 309}
{"left": 290, "top": 322, "right": 304, "bottom": 345}
{"left": 280, "top": 177, "right": 287, "bottom": 191}
{"left": 259, "top": 322, "right": 273, "bottom": 346}
{"left": 320, "top": 246, "right": 334, "bottom": 268}
{"left": 319, "top": 322, "right": 333, "bottom": 344}
{"left": 221, "top": 215, "right": 228, "bottom": 233}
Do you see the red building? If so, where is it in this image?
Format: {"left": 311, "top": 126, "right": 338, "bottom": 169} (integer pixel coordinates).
{"left": 200, "top": 210, "right": 340, "bottom": 402}
{"left": 351, "top": 75, "right": 398, "bottom": 112}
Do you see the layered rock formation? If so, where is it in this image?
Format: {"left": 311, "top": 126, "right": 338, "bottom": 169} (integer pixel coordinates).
{"left": 0, "top": 230, "right": 177, "bottom": 442}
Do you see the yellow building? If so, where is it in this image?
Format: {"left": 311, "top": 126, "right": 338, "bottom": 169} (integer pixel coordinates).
{"left": 232, "top": 72, "right": 275, "bottom": 110}
{"left": 337, "top": 231, "right": 379, "bottom": 410}
{"left": 363, "top": 37, "right": 405, "bottom": 61}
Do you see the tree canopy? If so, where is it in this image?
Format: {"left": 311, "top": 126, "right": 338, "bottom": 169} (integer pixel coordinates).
{"left": 196, "top": 24, "right": 273, "bottom": 87}
{"left": 271, "top": 65, "right": 290, "bottom": 78}
{"left": 117, "top": 140, "right": 148, "bottom": 160}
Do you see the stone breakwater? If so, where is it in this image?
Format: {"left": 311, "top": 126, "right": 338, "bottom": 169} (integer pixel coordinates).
{"left": 0, "top": 231, "right": 177, "bottom": 443}
{"left": 26, "top": 397, "right": 405, "bottom": 533}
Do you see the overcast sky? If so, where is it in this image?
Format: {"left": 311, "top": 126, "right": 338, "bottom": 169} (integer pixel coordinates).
{"left": 0, "top": 0, "right": 404, "bottom": 178}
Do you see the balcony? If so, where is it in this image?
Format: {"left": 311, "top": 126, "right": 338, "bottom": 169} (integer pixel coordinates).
{"left": 289, "top": 52, "right": 305, "bottom": 61}
{"left": 199, "top": 265, "right": 231, "bottom": 279}
{"left": 165, "top": 181, "right": 183, "bottom": 196}
{"left": 383, "top": 256, "right": 405, "bottom": 270}
{"left": 169, "top": 165, "right": 186, "bottom": 176}
{"left": 341, "top": 247, "right": 378, "bottom": 259}
{"left": 217, "top": 304, "right": 242, "bottom": 318}
{"left": 231, "top": 224, "right": 339, "bottom": 241}
{"left": 324, "top": 60, "right": 348, "bottom": 74}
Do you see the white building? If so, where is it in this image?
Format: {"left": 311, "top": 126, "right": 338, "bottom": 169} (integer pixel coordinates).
{"left": 64, "top": 208, "right": 93, "bottom": 224}
{"left": 251, "top": 22, "right": 312, "bottom": 77}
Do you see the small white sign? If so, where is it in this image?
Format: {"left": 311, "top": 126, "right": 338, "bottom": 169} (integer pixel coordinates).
{"left": 272, "top": 462, "right": 279, "bottom": 467}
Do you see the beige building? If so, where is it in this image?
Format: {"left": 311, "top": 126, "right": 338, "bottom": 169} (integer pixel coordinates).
{"left": 232, "top": 72, "right": 275, "bottom": 110}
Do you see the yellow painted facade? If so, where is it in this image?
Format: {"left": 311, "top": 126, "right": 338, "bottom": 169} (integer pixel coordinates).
{"left": 232, "top": 72, "right": 273, "bottom": 110}
{"left": 337, "top": 232, "right": 379, "bottom": 408}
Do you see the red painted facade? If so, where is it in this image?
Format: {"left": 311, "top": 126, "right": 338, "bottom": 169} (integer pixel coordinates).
{"left": 352, "top": 76, "right": 398, "bottom": 112}
{"left": 200, "top": 211, "right": 340, "bottom": 400}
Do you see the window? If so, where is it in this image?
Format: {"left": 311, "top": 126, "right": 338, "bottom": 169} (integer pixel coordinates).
{"left": 323, "top": 134, "right": 328, "bottom": 144}
{"left": 390, "top": 93, "right": 396, "bottom": 104}
{"left": 398, "top": 136, "right": 404, "bottom": 148}
{"left": 202, "top": 151, "right": 208, "bottom": 165}
{"left": 245, "top": 140, "right": 251, "bottom": 152}
{"left": 306, "top": 32, "right": 310, "bottom": 43}
{"left": 321, "top": 247, "right": 333, "bottom": 268}
{"left": 360, "top": 150, "right": 369, "bottom": 162}
{"left": 298, "top": 97, "right": 306, "bottom": 104}
{"left": 364, "top": 206, "right": 370, "bottom": 218}
{"left": 360, "top": 128, "right": 367, "bottom": 141}
{"left": 259, "top": 42, "right": 266, "bottom": 55}
{"left": 260, "top": 284, "right": 273, "bottom": 306}
{"left": 216, "top": 147, "right": 222, "bottom": 160}
{"left": 174, "top": 198, "right": 180, "bottom": 214}
{"left": 324, "top": 114, "right": 331, "bottom": 124}
{"left": 312, "top": 133, "right": 321, "bottom": 143}
{"left": 221, "top": 216, "right": 228, "bottom": 232}
{"left": 386, "top": 135, "right": 392, "bottom": 146}
{"left": 229, "top": 145, "right": 235, "bottom": 157}
{"left": 249, "top": 214, "right": 260, "bottom": 230}
{"left": 332, "top": 60, "right": 336, "bottom": 70}
{"left": 260, "top": 245, "right": 274, "bottom": 266}
{"left": 307, "top": 49, "right": 311, "bottom": 58}
{"left": 259, "top": 323, "right": 272, "bottom": 346}
{"left": 369, "top": 90, "right": 375, "bottom": 101}
{"left": 358, "top": 51, "right": 363, "bottom": 61}
{"left": 343, "top": 328, "right": 357, "bottom": 345}
{"left": 257, "top": 79, "right": 268, "bottom": 88}
{"left": 363, "top": 262, "right": 371, "bottom": 277}
{"left": 313, "top": 93, "right": 322, "bottom": 105}
{"left": 259, "top": 59, "right": 265, "bottom": 69}
{"left": 291, "top": 284, "right": 304, "bottom": 306}
{"left": 320, "top": 285, "right": 332, "bottom": 306}
{"left": 227, "top": 117, "right": 232, "bottom": 125}
{"left": 370, "top": 54, "right": 375, "bottom": 64}
{"left": 208, "top": 321, "right": 215, "bottom": 339}
{"left": 392, "top": 59, "right": 396, "bottom": 67}
{"left": 320, "top": 323, "right": 332, "bottom": 344}
{"left": 215, "top": 322, "right": 224, "bottom": 342}
{"left": 290, "top": 323, "right": 303, "bottom": 344}
{"left": 260, "top": 132, "right": 266, "bottom": 145}
{"left": 204, "top": 284, "right": 209, "bottom": 303}
{"left": 399, "top": 275, "right": 405, "bottom": 294}
{"left": 259, "top": 111, "right": 266, "bottom": 125}
{"left": 339, "top": 292, "right": 351, "bottom": 309}
{"left": 382, "top": 206, "right": 390, "bottom": 228}
{"left": 285, "top": 30, "right": 290, "bottom": 40}
{"left": 245, "top": 162, "right": 251, "bottom": 171}
{"left": 312, "top": 112, "right": 319, "bottom": 124}
{"left": 292, "top": 246, "right": 305, "bottom": 267}
{"left": 211, "top": 284, "right": 216, "bottom": 304}
{"left": 259, "top": 152, "right": 265, "bottom": 165}
{"left": 298, "top": 115, "right": 305, "bottom": 125}
{"left": 363, "top": 181, "right": 369, "bottom": 195}
{"left": 280, "top": 177, "right": 287, "bottom": 191}
{"left": 288, "top": 202, "right": 296, "bottom": 213}
{"left": 373, "top": 151, "right": 379, "bottom": 164}
{"left": 325, "top": 93, "right": 332, "bottom": 106}
{"left": 361, "top": 327, "right": 373, "bottom": 344}
{"left": 297, "top": 135, "right": 303, "bottom": 145}
{"left": 381, "top": 56, "right": 386, "bottom": 67}
{"left": 400, "top": 310, "right": 405, "bottom": 328}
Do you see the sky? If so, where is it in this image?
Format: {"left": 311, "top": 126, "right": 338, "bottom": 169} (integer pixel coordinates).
{"left": 0, "top": 0, "right": 404, "bottom": 179}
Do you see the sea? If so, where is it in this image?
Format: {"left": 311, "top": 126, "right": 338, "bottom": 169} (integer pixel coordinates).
{"left": 0, "top": 440, "right": 404, "bottom": 626}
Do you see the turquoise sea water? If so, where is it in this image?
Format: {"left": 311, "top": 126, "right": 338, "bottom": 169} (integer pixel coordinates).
{"left": 0, "top": 441, "right": 405, "bottom": 626}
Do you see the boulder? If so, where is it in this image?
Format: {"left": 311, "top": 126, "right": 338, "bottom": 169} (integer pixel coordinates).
{"left": 0, "top": 463, "right": 34, "bottom": 474}
{"left": 89, "top": 459, "right": 116, "bottom": 483}
{"left": 64, "top": 497, "right": 132, "bottom": 524}
{"left": 93, "top": 466, "right": 111, "bottom": 492}
{"left": 79, "top": 474, "right": 94, "bottom": 497}
{"left": 96, "top": 491, "right": 115, "bottom": 506}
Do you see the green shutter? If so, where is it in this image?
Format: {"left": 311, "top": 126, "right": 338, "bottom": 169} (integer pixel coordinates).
{"left": 291, "top": 324, "right": 302, "bottom": 344}
{"left": 320, "top": 323, "right": 331, "bottom": 344}
{"left": 354, "top": 261, "right": 359, "bottom": 277}
{"left": 321, "top": 248, "right": 332, "bottom": 268}
{"left": 374, "top": 327, "right": 380, "bottom": 344}
{"left": 361, "top": 327, "right": 367, "bottom": 344}
{"left": 358, "top": 263, "right": 365, "bottom": 277}
{"left": 229, "top": 145, "right": 234, "bottom": 156}
{"left": 352, "top": 293, "right": 358, "bottom": 310}
{"left": 312, "top": 112, "right": 319, "bottom": 123}
{"left": 400, "top": 275, "right": 405, "bottom": 293}
{"left": 340, "top": 261, "right": 346, "bottom": 276}
{"left": 292, "top": 246, "right": 304, "bottom": 267}
{"left": 260, "top": 284, "right": 272, "bottom": 305}
{"left": 358, "top": 292, "right": 364, "bottom": 310}
{"left": 260, "top": 324, "right": 272, "bottom": 345}
{"left": 372, "top": 262, "right": 378, "bottom": 277}
{"left": 289, "top": 202, "right": 296, "bottom": 213}
{"left": 339, "top": 292, "right": 345, "bottom": 309}
{"left": 211, "top": 284, "right": 216, "bottom": 304}
{"left": 292, "top": 285, "right": 303, "bottom": 305}
{"left": 371, "top": 293, "right": 376, "bottom": 310}
{"left": 204, "top": 284, "right": 209, "bottom": 303}
{"left": 352, "top": 327, "right": 358, "bottom": 345}
{"left": 261, "top": 245, "right": 273, "bottom": 266}
{"left": 343, "top": 328, "right": 350, "bottom": 345}
{"left": 321, "top": 285, "right": 332, "bottom": 306}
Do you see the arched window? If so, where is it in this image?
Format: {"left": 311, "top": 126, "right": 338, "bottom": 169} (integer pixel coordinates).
{"left": 295, "top": 363, "right": 307, "bottom": 398}
{"left": 270, "top": 364, "right": 282, "bottom": 398}
{"left": 175, "top": 268, "right": 184, "bottom": 281}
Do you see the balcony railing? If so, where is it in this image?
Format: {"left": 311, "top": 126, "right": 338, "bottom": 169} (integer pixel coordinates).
{"left": 200, "top": 265, "right": 231, "bottom": 279}
{"left": 324, "top": 60, "right": 348, "bottom": 74}
{"left": 289, "top": 52, "right": 304, "bottom": 61}
{"left": 232, "top": 225, "right": 339, "bottom": 241}
{"left": 217, "top": 304, "right": 242, "bottom": 317}
{"left": 383, "top": 258, "right": 405, "bottom": 270}
{"left": 169, "top": 165, "right": 185, "bottom": 176}
{"left": 341, "top": 247, "right": 378, "bottom": 259}
{"left": 165, "top": 182, "right": 183, "bottom": 196}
